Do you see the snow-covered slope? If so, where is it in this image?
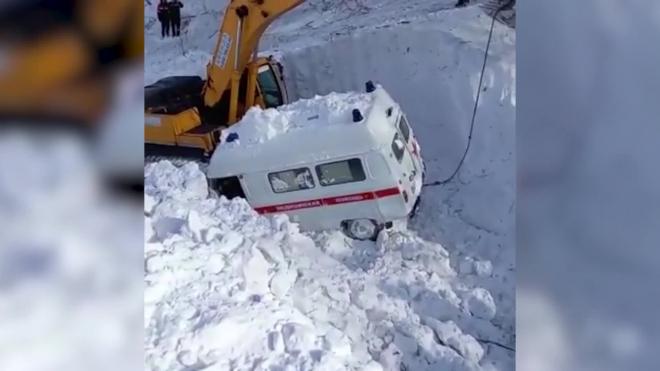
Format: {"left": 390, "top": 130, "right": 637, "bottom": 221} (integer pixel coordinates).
{"left": 146, "top": 162, "right": 508, "bottom": 370}
{"left": 145, "top": 1, "right": 515, "bottom": 369}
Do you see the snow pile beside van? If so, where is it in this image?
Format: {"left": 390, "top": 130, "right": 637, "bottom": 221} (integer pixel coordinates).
{"left": 221, "top": 91, "right": 373, "bottom": 147}
{"left": 145, "top": 160, "right": 508, "bottom": 371}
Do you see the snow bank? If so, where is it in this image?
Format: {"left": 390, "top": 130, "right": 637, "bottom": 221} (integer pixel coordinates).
{"left": 145, "top": 161, "right": 506, "bottom": 371}
{"left": 222, "top": 90, "right": 373, "bottom": 147}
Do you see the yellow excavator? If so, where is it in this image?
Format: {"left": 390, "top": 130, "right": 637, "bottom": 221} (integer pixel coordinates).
{"left": 145, "top": 0, "right": 304, "bottom": 158}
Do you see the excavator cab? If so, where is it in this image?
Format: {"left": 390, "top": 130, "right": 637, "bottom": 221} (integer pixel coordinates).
{"left": 257, "top": 60, "right": 288, "bottom": 108}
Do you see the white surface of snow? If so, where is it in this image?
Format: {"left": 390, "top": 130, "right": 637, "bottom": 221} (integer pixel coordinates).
{"left": 0, "top": 132, "right": 142, "bottom": 371}
{"left": 145, "top": 1, "right": 514, "bottom": 369}
{"left": 220, "top": 90, "right": 373, "bottom": 147}
{"left": 145, "top": 161, "right": 509, "bottom": 370}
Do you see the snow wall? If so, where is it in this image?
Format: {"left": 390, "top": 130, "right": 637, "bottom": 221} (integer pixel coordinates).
{"left": 268, "top": 6, "right": 516, "bottom": 337}
{"left": 272, "top": 10, "right": 515, "bottom": 184}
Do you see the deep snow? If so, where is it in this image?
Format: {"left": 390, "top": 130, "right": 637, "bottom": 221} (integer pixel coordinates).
{"left": 146, "top": 161, "right": 507, "bottom": 370}
{"left": 145, "top": 1, "right": 514, "bottom": 369}
{"left": 218, "top": 90, "right": 373, "bottom": 148}
{"left": 0, "top": 133, "right": 143, "bottom": 371}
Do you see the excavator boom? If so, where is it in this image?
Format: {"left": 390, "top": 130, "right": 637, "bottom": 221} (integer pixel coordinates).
{"left": 204, "top": 0, "right": 304, "bottom": 108}
{"left": 145, "top": 0, "right": 303, "bottom": 157}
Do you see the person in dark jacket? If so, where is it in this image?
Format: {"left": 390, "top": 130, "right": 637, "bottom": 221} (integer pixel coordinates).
{"left": 455, "top": 0, "right": 469, "bottom": 7}
{"left": 157, "top": 0, "right": 170, "bottom": 38}
{"left": 168, "top": 0, "right": 184, "bottom": 37}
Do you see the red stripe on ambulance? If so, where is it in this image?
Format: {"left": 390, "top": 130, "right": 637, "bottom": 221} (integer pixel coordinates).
{"left": 374, "top": 188, "right": 401, "bottom": 198}
{"left": 254, "top": 187, "right": 401, "bottom": 215}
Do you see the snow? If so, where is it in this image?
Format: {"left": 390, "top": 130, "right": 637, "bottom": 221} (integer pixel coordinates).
{"left": 145, "top": 162, "right": 511, "bottom": 370}
{"left": 0, "top": 132, "right": 142, "bottom": 371}
{"left": 145, "top": 1, "right": 514, "bottom": 370}
{"left": 220, "top": 90, "right": 373, "bottom": 147}
{"left": 465, "top": 288, "right": 497, "bottom": 321}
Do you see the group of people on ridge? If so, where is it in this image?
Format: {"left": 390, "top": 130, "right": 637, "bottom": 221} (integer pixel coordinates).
{"left": 157, "top": 0, "right": 184, "bottom": 38}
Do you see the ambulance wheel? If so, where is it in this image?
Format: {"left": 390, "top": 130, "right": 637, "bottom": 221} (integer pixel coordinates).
{"left": 342, "top": 219, "right": 380, "bottom": 241}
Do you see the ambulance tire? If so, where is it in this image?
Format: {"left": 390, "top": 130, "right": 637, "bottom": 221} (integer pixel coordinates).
{"left": 342, "top": 219, "right": 381, "bottom": 241}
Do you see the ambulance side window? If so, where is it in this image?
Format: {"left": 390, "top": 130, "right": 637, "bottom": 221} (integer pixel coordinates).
{"left": 316, "top": 158, "right": 366, "bottom": 187}
{"left": 268, "top": 168, "right": 315, "bottom": 193}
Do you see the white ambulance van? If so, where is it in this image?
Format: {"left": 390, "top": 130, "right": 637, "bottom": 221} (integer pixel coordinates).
{"left": 207, "top": 82, "right": 425, "bottom": 240}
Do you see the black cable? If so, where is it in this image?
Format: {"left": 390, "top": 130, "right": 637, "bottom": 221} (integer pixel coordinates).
{"left": 423, "top": 0, "right": 513, "bottom": 187}
{"left": 476, "top": 337, "right": 516, "bottom": 353}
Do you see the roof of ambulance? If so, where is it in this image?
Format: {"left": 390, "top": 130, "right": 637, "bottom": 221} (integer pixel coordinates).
{"left": 207, "top": 86, "right": 402, "bottom": 178}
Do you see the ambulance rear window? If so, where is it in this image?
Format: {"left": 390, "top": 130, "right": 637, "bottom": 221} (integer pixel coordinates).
{"left": 392, "top": 133, "right": 405, "bottom": 163}
{"left": 399, "top": 116, "right": 411, "bottom": 142}
{"left": 268, "top": 168, "right": 315, "bottom": 193}
{"left": 316, "top": 159, "right": 366, "bottom": 187}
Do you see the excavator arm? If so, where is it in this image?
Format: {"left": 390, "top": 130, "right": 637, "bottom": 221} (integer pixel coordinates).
{"left": 203, "top": 0, "right": 304, "bottom": 121}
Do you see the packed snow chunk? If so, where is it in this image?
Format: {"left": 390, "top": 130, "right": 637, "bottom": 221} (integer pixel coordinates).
{"left": 466, "top": 288, "right": 497, "bottom": 321}
{"left": 459, "top": 257, "right": 476, "bottom": 275}
{"left": 424, "top": 318, "right": 485, "bottom": 364}
{"left": 281, "top": 322, "right": 318, "bottom": 354}
{"left": 144, "top": 216, "right": 155, "bottom": 242}
{"left": 206, "top": 254, "right": 226, "bottom": 275}
{"left": 473, "top": 260, "right": 493, "bottom": 277}
{"left": 220, "top": 90, "right": 373, "bottom": 147}
{"left": 144, "top": 161, "right": 208, "bottom": 202}
{"left": 186, "top": 209, "right": 205, "bottom": 242}
{"left": 269, "top": 268, "right": 298, "bottom": 298}
{"left": 220, "top": 230, "right": 245, "bottom": 252}
{"left": 379, "top": 342, "right": 404, "bottom": 370}
{"left": 241, "top": 247, "right": 272, "bottom": 298}
{"left": 144, "top": 193, "right": 157, "bottom": 215}
{"left": 203, "top": 226, "right": 223, "bottom": 244}
{"left": 152, "top": 216, "right": 186, "bottom": 240}
{"left": 458, "top": 257, "right": 493, "bottom": 277}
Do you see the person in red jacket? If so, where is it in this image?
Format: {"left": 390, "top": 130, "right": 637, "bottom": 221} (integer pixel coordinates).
{"left": 168, "top": 0, "right": 184, "bottom": 37}
{"left": 157, "top": 0, "right": 170, "bottom": 38}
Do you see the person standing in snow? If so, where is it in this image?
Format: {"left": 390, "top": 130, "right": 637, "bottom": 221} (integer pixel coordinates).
{"left": 168, "top": 0, "right": 184, "bottom": 37}
{"left": 157, "top": 0, "right": 171, "bottom": 38}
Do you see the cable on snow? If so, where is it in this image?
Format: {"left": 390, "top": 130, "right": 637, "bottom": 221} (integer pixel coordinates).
{"left": 423, "top": 0, "right": 514, "bottom": 188}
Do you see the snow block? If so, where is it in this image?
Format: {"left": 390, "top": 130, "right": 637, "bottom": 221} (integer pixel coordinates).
{"left": 466, "top": 288, "right": 497, "bottom": 321}
{"left": 424, "top": 318, "right": 485, "bottom": 364}
{"left": 269, "top": 269, "right": 298, "bottom": 298}
{"left": 145, "top": 193, "right": 157, "bottom": 214}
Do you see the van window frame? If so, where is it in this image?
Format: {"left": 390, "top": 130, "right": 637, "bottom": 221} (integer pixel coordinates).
{"left": 399, "top": 115, "right": 411, "bottom": 142}
{"left": 392, "top": 133, "right": 405, "bottom": 163}
{"left": 267, "top": 167, "right": 315, "bottom": 194}
{"left": 315, "top": 158, "right": 367, "bottom": 187}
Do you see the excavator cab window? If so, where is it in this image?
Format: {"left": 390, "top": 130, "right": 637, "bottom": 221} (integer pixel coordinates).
{"left": 257, "top": 64, "right": 284, "bottom": 108}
